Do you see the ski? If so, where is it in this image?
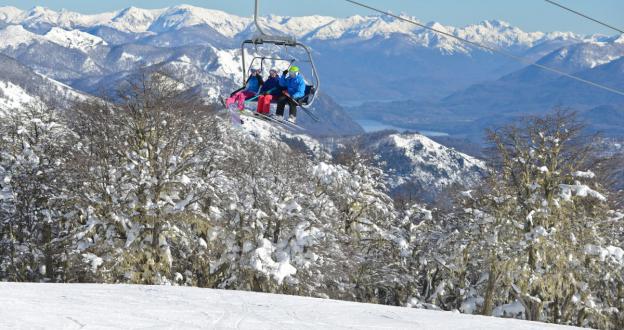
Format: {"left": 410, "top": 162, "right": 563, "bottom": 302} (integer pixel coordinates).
{"left": 283, "top": 95, "right": 320, "bottom": 122}
{"left": 219, "top": 96, "right": 245, "bottom": 126}
{"left": 219, "top": 96, "right": 304, "bottom": 131}
{"left": 239, "top": 109, "right": 305, "bottom": 131}
{"left": 262, "top": 115, "right": 306, "bottom": 131}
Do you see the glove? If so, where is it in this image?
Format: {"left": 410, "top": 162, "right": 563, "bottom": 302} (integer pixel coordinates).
{"left": 283, "top": 70, "right": 289, "bottom": 76}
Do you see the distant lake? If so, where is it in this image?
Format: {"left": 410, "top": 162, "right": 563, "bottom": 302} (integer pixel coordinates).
{"left": 356, "top": 119, "right": 449, "bottom": 137}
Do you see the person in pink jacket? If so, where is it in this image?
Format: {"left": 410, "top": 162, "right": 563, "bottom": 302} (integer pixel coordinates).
{"left": 226, "top": 68, "right": 263, "bottom": 110}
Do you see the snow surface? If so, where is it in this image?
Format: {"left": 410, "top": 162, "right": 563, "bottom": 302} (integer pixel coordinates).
{"left": 0, "top": 283, "right": 582, "bottom": 330}
{"left": 0, "top": 81, "right": 37, "bottom": 112}
{"left": 585, "top": 245, "right": 624, "bottom": 265}
{"left": 559, "top": 183, "right": 607, "bottom": 202}
{"left": 572, "top": 170, "right": 596, "bottom": 179}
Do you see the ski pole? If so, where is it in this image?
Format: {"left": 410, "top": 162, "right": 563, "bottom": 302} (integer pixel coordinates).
{"left": 245, "top": 88, "right": 276, "bottom": 103}
{"left": 284, "top": 94, "right": 320, "bottom": 122}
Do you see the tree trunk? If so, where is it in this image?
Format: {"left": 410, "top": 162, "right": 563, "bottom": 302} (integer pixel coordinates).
{"left": 482, "top": 264, "right": 497, "bottom": 316}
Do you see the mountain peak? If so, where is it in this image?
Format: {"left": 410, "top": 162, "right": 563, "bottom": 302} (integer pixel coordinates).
{"left": 426, "top": 21, "right": 450, "bottom": 32}
{"left": 115, "top": 6, "right": 142, "bottom": 15}
{"left": 28, "top": 6, "right": 53, "bottom": 16}
{"left": 0, "top": 6, "right": 25, "bottom": 22}
{"left": 480, "top": 19, "right": 511, "bottom": 29}
{"left": 170, "top": 4, "right": 204, "bottom": 11}
{"left": 149, "top": 5, "right": 249, "bottom": 37}
{"left": 0, "top": 6, "right": 23, "bottom": 14}
{"left": 109, "top": 7, "right": 162, "bottom": 33}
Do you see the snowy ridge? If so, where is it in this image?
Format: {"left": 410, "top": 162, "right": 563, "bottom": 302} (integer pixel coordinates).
{"left": 44, "top": 27, "right": 107, "bottom": 51}
{"left": 0, "top": 5, "right": 597, "bottom": 53}
{"left": 0, "top": 25, "right": 45, "bottom": 49}
{"left": 304, "top": 17, "right": 583, "bottom": 53}
{"left": 0, "top": 53, "right": 90, "bottom": 112}
{"left": 20, "top": 6, "right": 114, "bottom": 31}
{"left": 0, "top": 74, "right": 88, "bottom": 112}
{"left": 0, "top": 283, "right": 582, "bottom": 330}
{"left": 36, "top": 72, "right": 90, "bottom": 102}
{"left": 304, "top": 14, "right": 421, "bottom": 40}
{"left": 0, "top": 24, "right": 106, "bottom": 53}
{"left": 363, "top": 132, "right": 486, "bottom": 195}
{"left": 261, "top": 14, "right": 335, "bottom": 38}
{"left": 108, "top": 7, "right": 165, "bottom": 33}
{"left": 0, "top": 6, "right": 24, "bottom": 23}
{"left": 148, "top": 5, "right": 250, "bottom": 37}
{"left": 539, "top": 39, "right": 624, "bottom": 71}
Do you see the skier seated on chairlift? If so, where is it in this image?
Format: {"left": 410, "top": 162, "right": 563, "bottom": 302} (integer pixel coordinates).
{"left": 275, "top": 66, "right": 306, "bottom": 123}
{"left": 226, "top": 67, "right": 263, "bottom": 111}
{"left": 256, "top": 68, "right": 282, "bottom": 115}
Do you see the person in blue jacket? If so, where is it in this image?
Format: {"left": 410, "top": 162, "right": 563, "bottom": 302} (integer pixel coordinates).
{"left": 226, "top": 68, "right": 263, "bottom": 111}
{"left": 256, "top": 68, "right": 282, "bottom": 115}
{"left": 276, "top": 66, "right": 306, "bottom": 123}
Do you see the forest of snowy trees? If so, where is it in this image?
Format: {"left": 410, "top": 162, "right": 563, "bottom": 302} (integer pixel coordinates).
{"left": 1, "top": 73, "right": 622, "bottom": 329}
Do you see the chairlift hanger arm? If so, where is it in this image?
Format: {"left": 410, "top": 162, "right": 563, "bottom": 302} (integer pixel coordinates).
{"left": 254, "top": 0, "right": 266, "bottom": 36}
{"left": 253, "top": 0, "right": 297, "bottom": 45}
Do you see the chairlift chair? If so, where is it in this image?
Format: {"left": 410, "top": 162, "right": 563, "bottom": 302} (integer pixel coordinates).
{"left": 238, "top": 0, "right": 320, "bottom": 110}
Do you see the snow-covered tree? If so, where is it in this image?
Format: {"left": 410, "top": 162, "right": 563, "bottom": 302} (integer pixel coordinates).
{"left": 65, "top": 72, "right": 225, "bottom": 284}
{"left": 0, "top": 103, "right": 75, "bottom": 281}
{"left": 409, "top": 111, "right": 624, "bottom": 329}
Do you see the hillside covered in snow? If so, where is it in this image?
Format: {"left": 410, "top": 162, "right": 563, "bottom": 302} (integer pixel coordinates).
{"left": 0, "top": 283, "right": 583, "bottom": 330}
{"left": 332, "top": 130, "right": 486, "bottom": 201}
{"left": 0, "top": 53, "right": 87, "bottom": 112}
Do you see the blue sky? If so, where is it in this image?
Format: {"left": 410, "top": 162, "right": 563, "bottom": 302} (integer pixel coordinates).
{"left": 2, "top": 0, "right": 623, "bottom": 35}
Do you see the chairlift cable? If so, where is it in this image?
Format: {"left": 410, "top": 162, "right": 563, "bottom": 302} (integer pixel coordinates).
{"left": 544, "top": 0, "right": 624, "bottom": 35}
{"left": 344, "top": 0, "right": 624, "bottom": 97}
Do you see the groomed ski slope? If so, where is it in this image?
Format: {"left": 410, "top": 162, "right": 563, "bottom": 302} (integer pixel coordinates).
{"left": 0, "top": 283, "right": 581, "bottom": 330}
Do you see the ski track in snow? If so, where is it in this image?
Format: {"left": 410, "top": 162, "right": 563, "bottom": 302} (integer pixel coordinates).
{"left": 0, "top": 283, "right": 582, "bottom": 330}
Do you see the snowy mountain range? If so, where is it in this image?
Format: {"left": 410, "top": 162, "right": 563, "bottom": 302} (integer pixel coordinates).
{"left": 0, "top": 5, "right": 609, "bottom": 100}
{"left": 1, "top": 4, "right": 622, "bottom": 140}
{"left": 0, "top": 5, "right": 596, "bottom": 47}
